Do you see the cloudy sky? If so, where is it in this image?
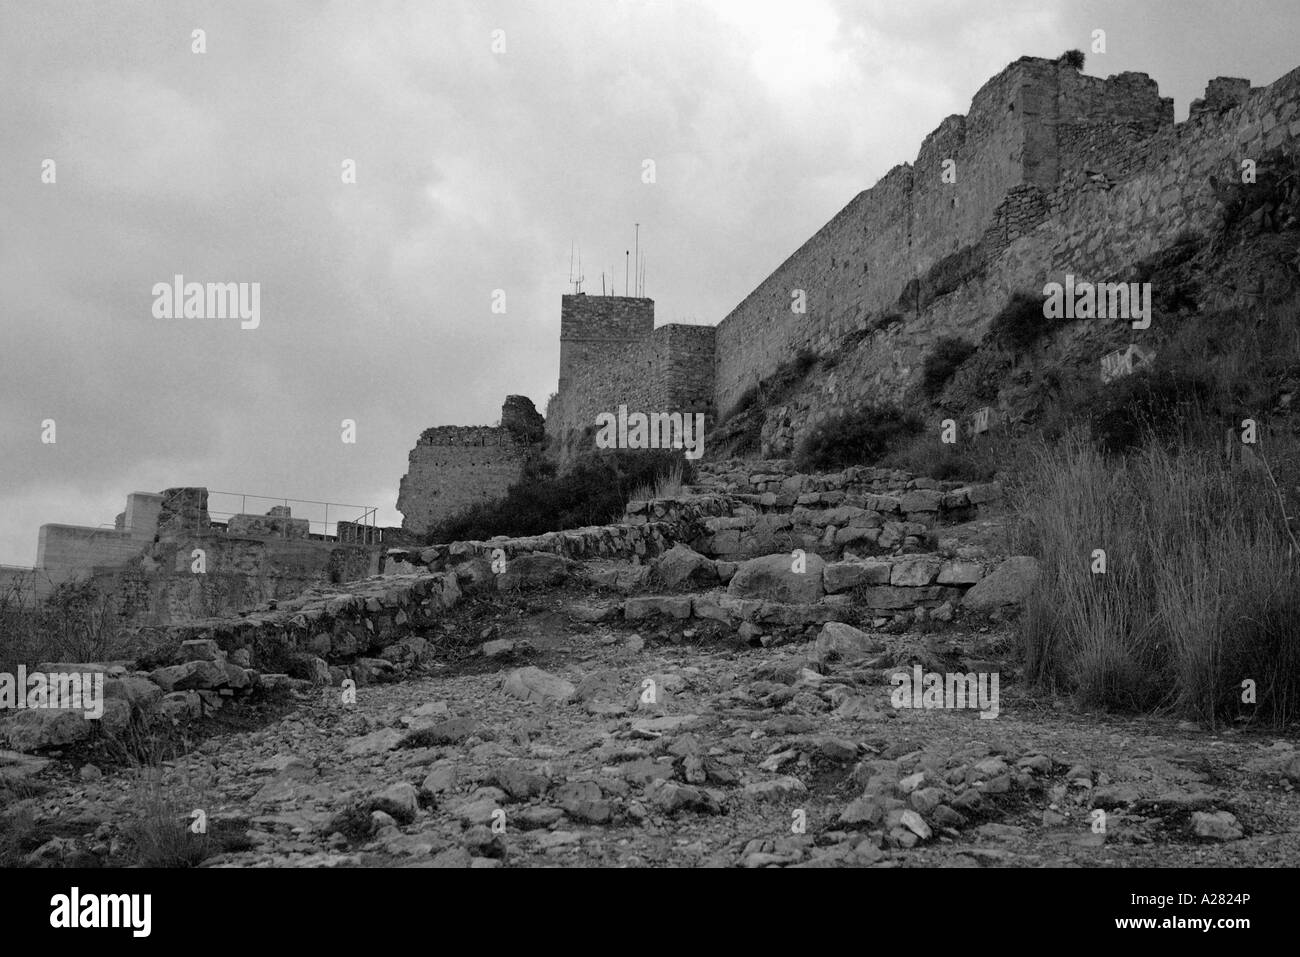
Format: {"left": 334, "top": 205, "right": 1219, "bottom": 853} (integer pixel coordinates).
{"left": 1, "top": 0, "right": 1297, "bottom": 564}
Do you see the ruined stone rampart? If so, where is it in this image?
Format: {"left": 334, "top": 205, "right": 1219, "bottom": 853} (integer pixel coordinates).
{"left": 396, "top": 397, "right": 545, "bottom": 534}
{"left": 709, "top": 57, "right": 1176, "bottom": 417}
{"left": 542, "top": 57, "right": 1300, "bottom": 457}
{"left": 757, "top": 63, "right": 1300, "bottom": 452}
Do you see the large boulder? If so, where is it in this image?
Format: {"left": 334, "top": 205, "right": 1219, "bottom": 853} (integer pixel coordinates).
{"left": 890, "top": 556, "right": 941, "bottom": 587}
{"left": 104, "top": 675, "right": 165, "bottom": 710}
{"left": 179, "top": 639, "right": 222, "bottom": 662}
{"left": 0, "top": 699, "right": 130, "bottom": 753}
{"left": 961, "top": 556, "right": 1040, "bottom": 611}
{"left": 496, "top": 553, "right": 568, "bottom": 592}
{"left": 654, "top": 544, "right": 716, "bottom": 588}
{"left": 149, "top": 659, "right": 228, "bottom": 692}
{"left": 823, "top": 559, "right": 891, "bottom": 593}
{"left": 937, "top": 560, "right": 984, "bottom": 585}
{"left": 1, "top": 710, "right": 93, "bottom": 751}
{"left": 814, "top": 622, "right": 882, "bottom": 663}
{"left": 899, "top": 490, "right": 942, "bottom": 513}
{"left": 727, "top": 553, "right": 825, "bottom": 603}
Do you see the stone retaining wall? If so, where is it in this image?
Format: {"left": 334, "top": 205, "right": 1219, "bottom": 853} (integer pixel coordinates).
{"left": 623, "top": 461, "right": 1004, "bottom": 560}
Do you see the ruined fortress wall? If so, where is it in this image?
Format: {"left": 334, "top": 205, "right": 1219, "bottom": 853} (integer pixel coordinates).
{"left": 1034, "top": 65, "right": 1299, "bottom": 282}
{"left": 107, "top": 536, "right": 376, "bottom": 626}
{"left": 711, "top": 58, "right": 1175, "bottom": 417}
{"left": 542, "top": 58, "right": 1295, "bottom": 460}
{"left": 547, "top": 294, "right": 718, "bottom": 461}
{"left": 397, "top": 426, "right": 534, "bottom": 534}
{"left": 762, "top": 65, "right": 1300, "bottom": 450}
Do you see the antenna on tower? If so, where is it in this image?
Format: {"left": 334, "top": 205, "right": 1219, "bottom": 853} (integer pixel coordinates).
{"left": 568, "top": 241, "right": 585, "bottom": 294}
{"left": 634, "top": 224, "right": 639, "bottom": 297}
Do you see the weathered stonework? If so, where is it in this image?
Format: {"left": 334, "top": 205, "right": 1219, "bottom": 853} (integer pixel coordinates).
{"left": 545, "top": 295, "right": 716, "bottom": 463}
{"left": 9, "top": 487, "right": 388, "bottom": 625}
{"left": 541, "top": 56, "right": 1300, "bottom": 458}
{"left": 397, "top": 397, "right": 544, "bottom": 535}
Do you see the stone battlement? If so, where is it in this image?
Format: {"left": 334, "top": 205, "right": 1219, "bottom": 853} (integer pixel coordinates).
{"left": 416, "top": 425, "right": 528, "bottom": 447}
{"left": 397, "top": 396, "right": 545, "bottom": 534}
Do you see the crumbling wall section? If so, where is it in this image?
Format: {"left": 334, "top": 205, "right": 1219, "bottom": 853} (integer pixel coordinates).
{"left": 396, "top": 426, "right": 536, "bottom": 535}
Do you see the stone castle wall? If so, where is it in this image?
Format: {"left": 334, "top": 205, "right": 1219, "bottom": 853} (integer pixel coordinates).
{"left": 546, "top": 295, "right": 717, "bottom": 461}
{"left": 541, "top": 55, "right": 1298, "bottom": 457}
{"left": 759, "top": 63, "right": 1300, "bottom": 451}
{"left": 104, "top": 535, "right": 376, "bottom": 627}
{"left": 396, "top": 424, "right": 539, "bottom": 535}
{"left": 710, "top": 57, "right": 1174, "bottom": 417}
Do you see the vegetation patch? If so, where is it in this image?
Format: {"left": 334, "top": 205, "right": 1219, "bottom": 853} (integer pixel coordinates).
{"left": 713, "top": 348, "right": 820, "bottom": 457}
{"left": 916, "top": 245, "right": 986, "bottom": 311}
{"left": 920, "top": 336, "right": 977, "bottom": 398}
{"left": 427, "top": 450, "right": 694, "bottom": 544}
{"left": 1013, "top": 431, "right": 1300, "bottom": 728}
{"left": 987, "top": 291, "right": 1053, "bottom": 351}
{"left": 795, "top": 404, "right": 924, "bottom": 471}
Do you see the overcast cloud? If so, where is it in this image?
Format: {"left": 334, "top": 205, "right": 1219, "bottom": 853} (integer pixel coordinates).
{"left": 2, "top": 0, "right": 1297, "bottom": 563}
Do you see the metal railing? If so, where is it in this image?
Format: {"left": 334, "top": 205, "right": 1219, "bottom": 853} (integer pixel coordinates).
{"left": 203, "top": 490, "right": 380, "bottom": 542}
{"left": 99, "top": 490, "right": 389, "bottom": 545}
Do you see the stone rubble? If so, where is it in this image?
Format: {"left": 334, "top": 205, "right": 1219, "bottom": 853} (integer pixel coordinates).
{"left": 4, "top": 460, "right": 1293, "bottom": 869}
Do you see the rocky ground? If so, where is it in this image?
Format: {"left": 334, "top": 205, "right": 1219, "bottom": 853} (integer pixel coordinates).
{"left": 6, "top": 467, "right": 1299, "bottom": 869}
{"left": 7, "top": 603, "right": 1300, "bottom": 869}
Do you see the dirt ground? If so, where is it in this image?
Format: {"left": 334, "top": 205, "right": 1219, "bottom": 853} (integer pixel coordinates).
{"left": 10, "top": 607, "right": 1298, "bottom": 869}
